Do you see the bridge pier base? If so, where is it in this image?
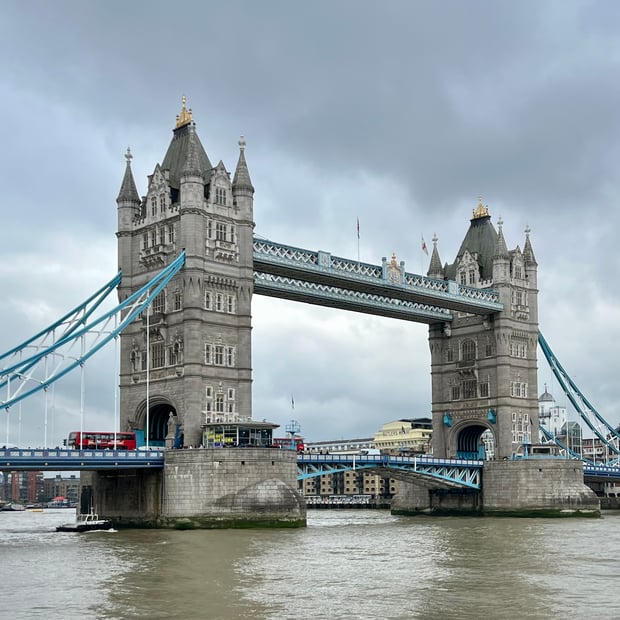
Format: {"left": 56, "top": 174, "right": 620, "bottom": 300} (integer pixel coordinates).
{"left": 390, "top": 459, "right": 600, "bottom": 517}
{"left": 83, "top": 448, "right": 306, "bottom": 528}
{"left": 391, "top": 481, "right": 480, "bottom": 516}
{"left": 481, "top": 459, "right": 600, "bottom": 517}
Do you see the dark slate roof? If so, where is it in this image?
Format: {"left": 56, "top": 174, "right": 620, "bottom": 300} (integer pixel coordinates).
{"left": 116, "top": 157, "right": 140, "bottom": 204}
{"left": 161, "top": 123, "right": 212, "bottom": 189}
{"left": 444, "top": 215, "right": 498, "bottom": 281}
{"left": 232, "top": 138, "right": 254, "bottom": 193}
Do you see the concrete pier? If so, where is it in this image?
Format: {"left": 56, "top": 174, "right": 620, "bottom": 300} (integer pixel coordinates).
{"left": 82, "top": 448, "right": 306, "bottom": 528}
{"left": 391, "top": 459, "right": 600, "bottom": 517}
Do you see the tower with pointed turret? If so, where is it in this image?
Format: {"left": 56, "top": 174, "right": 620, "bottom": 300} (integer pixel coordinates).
{"left": 115, "top": 98, "right": 255, "bottom": 448}
{"left": 427, "top": 200, "right": 539, "bottom": 459}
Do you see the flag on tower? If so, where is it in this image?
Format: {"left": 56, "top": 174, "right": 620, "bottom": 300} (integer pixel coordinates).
{"left": 421, "top": 235, "right": 428, "bottom": 256}
{"left": 356, "top": 217, "right": 360, "bottom": 239}
{"left": 291, "top": 395, "right": 295, "bottom": 410}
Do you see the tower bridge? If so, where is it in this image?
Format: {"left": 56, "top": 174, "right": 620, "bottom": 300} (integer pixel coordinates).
{"left": 0, "top": 98, "right": 606, "bottom": 524}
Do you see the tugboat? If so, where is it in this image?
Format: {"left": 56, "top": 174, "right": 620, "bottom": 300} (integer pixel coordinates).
{"left": 56, "top": 509, "right": 113, "bottom": 533}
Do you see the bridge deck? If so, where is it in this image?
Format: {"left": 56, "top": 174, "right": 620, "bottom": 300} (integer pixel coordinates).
{"left": 0, "top": 449, "right": 164, "bottom": 471}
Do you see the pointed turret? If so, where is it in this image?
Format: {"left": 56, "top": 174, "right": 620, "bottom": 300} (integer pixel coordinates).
{"left": 116, "top": 147, "right": 140, "bottom": 206}
{"left": 232, "top": 136, "right": 254, "bottom": 195}
{"left": 492, "top": 217, "right": 510, "bottom": 285}
{"left": 427, "top": 234, "right": 444, "bottom": 279}
{"left": 116, "top": 148, "right": 140, "bottom": 284}
{"left": 523, "top": 224, "right": 538, "bottom": 291}
{"left": 181, "top": 124, "right": 204, "bottom": 181}
{"left": 523, "top": 225, "right": 537, "bottom": 267}
{"left": 494, "top": 218, "right": 509, "bottom": 259}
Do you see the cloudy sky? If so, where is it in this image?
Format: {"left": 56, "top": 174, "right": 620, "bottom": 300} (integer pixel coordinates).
{"left": 1, "top": 0, "right": 619, "bottom": 447}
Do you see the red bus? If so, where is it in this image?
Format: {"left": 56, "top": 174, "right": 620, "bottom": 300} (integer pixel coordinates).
{"left": 67, "top": 431, "right": 137, "bottom": 450}
{"left": 272, "top": 437, "right": 305, "bottom": 452}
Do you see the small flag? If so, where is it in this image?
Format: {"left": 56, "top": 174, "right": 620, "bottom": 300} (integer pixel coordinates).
{"left": 291, "top": 395, "right": 295, "bottom": 410}
{"left": 421, "top": 236, "right": 428, "bottom": 256}
{"left": 356, "top": 217, "right": 360, "bottom": 240}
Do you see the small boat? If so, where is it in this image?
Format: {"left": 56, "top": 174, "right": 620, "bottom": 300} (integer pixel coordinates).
{"left": 1, "top": 502, "right": 26, "bottom": 512}
{"left": 56, "top": 510, "right": 113, "bottom": 532}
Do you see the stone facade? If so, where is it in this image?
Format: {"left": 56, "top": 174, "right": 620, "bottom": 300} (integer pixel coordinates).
{"left": 82, "top": 448, "right": 306, "bottom": 528}
{"left": 428, "top": 201, "right": 539, "bottom": 459}
{"left": 162, "top": 448, "right": 305, "bottom": 528}
{"left": 116, "top": 99, "right": 255, "bottom": 448}
{"left": 482, "top": 459, "right": 600, "bottom": 516}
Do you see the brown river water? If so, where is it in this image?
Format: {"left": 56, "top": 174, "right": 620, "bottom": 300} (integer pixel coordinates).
{"left": 1, "top": 508, "right": 619, "bottom": 619}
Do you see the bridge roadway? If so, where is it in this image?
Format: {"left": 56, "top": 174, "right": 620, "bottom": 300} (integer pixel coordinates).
{"left": 1, "top": 449, "right": 618, "bottom": 487}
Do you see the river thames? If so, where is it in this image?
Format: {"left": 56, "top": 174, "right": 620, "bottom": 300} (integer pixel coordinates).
{"left": 1, "top": 508, "right": 620, "bottom": 619}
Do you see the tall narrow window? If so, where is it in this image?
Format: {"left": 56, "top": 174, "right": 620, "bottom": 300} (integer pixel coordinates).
{"left": 151, "top": 342, "right": 166, "bottom": 369}
{"left": 215, "top": 187, "right": 226, "bottom": 205}
{"left": 462, "top": 340, "right": 476, "bottom": 361}
{"left": 216, "top": 222, "right": 226, "bottom": 241}
{"left": 204, "top": 291, "right": 212, "bottom": 310}
{"left": 215, "top": 345, "right": 224, "bottom": 366}
{"left": 205, "top": 344, "right": 212, "bottom": 365}
{"left": 152, "top": 292, "right": 165, "bottom": 314}
{"left": 174, "top": 290, "right": 182, "bottom": 311}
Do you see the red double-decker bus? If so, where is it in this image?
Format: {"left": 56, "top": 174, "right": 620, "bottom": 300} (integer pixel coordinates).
{"left": 272, "top": 437, "right": 305, "bottom": 452}
{"left": 67, "top": 431, "right": 137, "bottom": 450}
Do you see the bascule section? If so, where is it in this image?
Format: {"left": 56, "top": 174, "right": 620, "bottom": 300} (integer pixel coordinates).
{"left": 116, "top": 98, "right": 255, "bottom": 450}
{"left": 428, "top": 201, "right": 540, "bottom": 461}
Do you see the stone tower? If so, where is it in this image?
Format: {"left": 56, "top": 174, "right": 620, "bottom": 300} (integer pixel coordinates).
{"left": 428, "top": 200, "right": 539, "bottom": 459}
{"left": 116, "top": 98, "right": 255, "bottom": 448}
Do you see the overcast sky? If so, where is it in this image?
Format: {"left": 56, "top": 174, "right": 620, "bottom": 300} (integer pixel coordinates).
{"left": 1, "top": 0, "right": 619, "bottom": 447}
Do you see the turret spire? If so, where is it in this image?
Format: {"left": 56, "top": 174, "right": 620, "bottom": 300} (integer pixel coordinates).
{"left": 181, "top": 124, "right": 203, "bottom": 180}
{"left": 116, "top": 147, "right": 140, "bottom": 204}
{"left": 232, "top": 135, "right": 254, "bottom": 194}
{"left": 427, "top": 233, "right": 444, "bottom": 279}
{"left": 523, "top": 224, "right": 538, "bottom": 266}
{"left": 494, "top": 217, "right": 509, "bottom": 259}
{"left": 175, "top": 95, "right": 193, "bottom": 129}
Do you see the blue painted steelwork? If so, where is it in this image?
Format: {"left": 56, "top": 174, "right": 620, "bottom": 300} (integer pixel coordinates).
{"left": 254, "top": 272, "right": 451, "bottom": 323}
{"left": 539, "top": 425, "right": 594, "bottom": 464}
{"left": 538, "top": 331, "right": 620, "bottom": 457}
{"left": 0, "top": 448, "right": 164, "bottom": 471}
{"left": 253, "top": 238, "right": 503, "bottom": 321}
{"left": 0, "top": 252, "right": 186, "bottom": 411}
{"left": 297, "top": 453, "right": 482, "bottom": 489}
{"left": 583, "top": 463, "right": 620, "bottom": 481}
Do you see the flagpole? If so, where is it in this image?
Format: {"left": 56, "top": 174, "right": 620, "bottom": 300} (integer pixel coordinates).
{"left": 356, "top": 217, "right": 360, "bottom": 263}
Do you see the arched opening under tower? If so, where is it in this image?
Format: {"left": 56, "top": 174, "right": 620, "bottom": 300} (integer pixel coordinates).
{"left": 134, "top": 399, "right": 178, "bottom": 447}
{"left": 455, "top": 424, "right": 493, "bottom": 460}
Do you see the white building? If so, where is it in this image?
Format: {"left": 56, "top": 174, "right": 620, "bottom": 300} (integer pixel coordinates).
{"left": 538, "top": 385, "right": 567, "bottom": 438}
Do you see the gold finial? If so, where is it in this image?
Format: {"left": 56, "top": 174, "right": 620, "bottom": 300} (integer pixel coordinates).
{"left": 390, "top": 252, "right": 398, "bottom": 266}
{"left": 175, "top": 95, "right": 193, "bottom": 128}
{"left": 472, "top": 195, "right": 490, "bottom": 219}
